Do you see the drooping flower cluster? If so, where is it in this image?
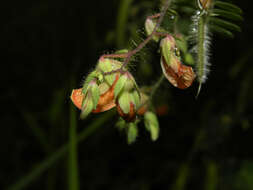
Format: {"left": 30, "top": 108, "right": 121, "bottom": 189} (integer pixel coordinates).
{"left": 70, "top": 11, "right": 197, "bottom": 144}
{"left": 71, "top": 57, "right": 145, "bottom": 122}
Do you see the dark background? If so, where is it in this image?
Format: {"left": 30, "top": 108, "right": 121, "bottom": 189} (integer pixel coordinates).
{"left": 1, "top": 0, "right": 253, "bottom": 189}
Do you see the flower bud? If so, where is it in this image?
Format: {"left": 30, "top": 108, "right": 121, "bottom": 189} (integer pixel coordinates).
{"left": 160, "top": 35, "right": 195, "bottom": 89}
{"left": 97, "top": 58, "right": 123, "bottom": 85}
{"left": 145, "top": 18, "right": 159, "bottom": 42}
{"left": 160, "top": 35, "right": 176, "bottom": 65}
{"left": 70, "top": 74, "right": 120, "bottom": 118}
{"left": 115, "top": 72, "right": 141, "bottom": 122}
{"left": 144, "top": 111, "right": 159, "bottom": 141}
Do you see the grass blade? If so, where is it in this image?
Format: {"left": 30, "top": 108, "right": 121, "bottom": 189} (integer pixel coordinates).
{"left": 68, "top": 104, "right": 80, "bottom": 190}
{"left": 7, "top": 110, "right": 115, "bottom": 190}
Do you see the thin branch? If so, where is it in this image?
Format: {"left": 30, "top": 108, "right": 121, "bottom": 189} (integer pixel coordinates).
{"left": 103, "top": 0, "right": 172, "bottom": 75}
{"left": 122, "top": 0, "right": 172, "bottom": 68}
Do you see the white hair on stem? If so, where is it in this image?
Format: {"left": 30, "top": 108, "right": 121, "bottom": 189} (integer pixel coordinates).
{"left": 190, "top": 10, "right": 211, "bottom": 96}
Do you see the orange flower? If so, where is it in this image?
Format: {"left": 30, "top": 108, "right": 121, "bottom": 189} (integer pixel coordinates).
{"left": 70, "top": 74, "right": 119, "bottom": 113}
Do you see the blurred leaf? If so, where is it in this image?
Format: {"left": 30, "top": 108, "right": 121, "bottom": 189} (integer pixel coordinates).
{"left": 127, "top": 123, "right": 138, "bottom": 144}
{"left": 211, "top": 9, "right": 243, "bottom": 21}
{"left": 172, "top": 163, "right": 190, "bottom": 190}
{"left": 204, "top": 161, "right": 218, "bottom": 190}
{"left": 214, "top": 1, "right": 242, "bottom": 15}
{"left": 209, "top": 24, "right": 234, "bottom": 38}
{"left": 21, "top": 111, "right": 50, "bottom": 153}
{"left": 68, "top": 103, "right": 80, "bottom": 190}
{"left": 144, "top": 111, "right": 160, "bottom": 141}
{"left": 209, "top": 17, "right": 241, "bottom": 32}
{"left": 7, "top": 111, "right": 115, "bottom": 190}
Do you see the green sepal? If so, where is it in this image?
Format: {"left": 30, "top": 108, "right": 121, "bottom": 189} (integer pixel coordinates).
{"left": 144, "top": 111, "right": 159, "bottom": 141}
{"left": 160, "top": 37, "right": 172, "bottom": 66}
{"left": 118, "top": 91, "right": 130, "bottom": 114}
{"left": 114, "top": 74, "right": 127, "bottom": 98}
{"left": 127, "top": 123, "right": 138, "bottom": 144}
{"left": 145, "top": 18, "right": 159, "bottom": 42}
{"left": 80, "top": 95, "right": 93, "bottom": 119}
{"left": 97, "top": 58, "right": 122, "bottom": 85}
{"left": 130, "top": 90, "right": 140, "bottom": 109}
{"left": 82, "top": 71, "right": 98, "bottom": 94}
{"left": 91, "top": 83, "right": 100, "bottom": 110}
{"left": 98, "top": 82, "right": 110, "bottom": 95}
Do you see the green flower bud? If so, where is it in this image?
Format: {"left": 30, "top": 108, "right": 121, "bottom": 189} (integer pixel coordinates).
{"left": 118, "top": 91, "right": 131, "bottom": 114}
{"left": 114, "top": 73, "right": 128, "bottom": 98}
{"left": 115, "top": 71, "right": 141, "bottom": 122}
{"left": 144, "top": 111, "right": 159, "bottom": 141}
{"left": 145, "top": 18, "right": 159, "bottom": 42}
{"left": 97, "top": 58, "right": 122, "bottom": 85}
{"left": 127, "top": 123, "right": 138, "bottom": 144}
{"left": 160, "top": 35, "right": 177, "bottom": 66}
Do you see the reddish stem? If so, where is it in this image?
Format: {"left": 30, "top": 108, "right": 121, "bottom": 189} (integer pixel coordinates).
{"left": 102, "top": 0, "right": 171, "bottom": 75}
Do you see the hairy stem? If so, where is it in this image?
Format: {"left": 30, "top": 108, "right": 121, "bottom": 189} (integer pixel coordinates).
{"left": 103, "top": 0, "right": 172, "bottom": 75}
{"left": 195, "top": 11, "right": 210, "bottom": 96}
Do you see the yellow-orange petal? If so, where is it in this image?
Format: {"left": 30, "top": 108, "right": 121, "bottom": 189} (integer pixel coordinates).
{"left": 70, "top": 88, "right": 84, "bottom": 110}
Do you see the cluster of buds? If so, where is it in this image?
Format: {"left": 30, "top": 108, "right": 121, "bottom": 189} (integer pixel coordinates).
{"left": 160, "top": 35, "right": 196, "bottom": 89}
{"left": 71, "top": 57, "right": 145, "bottom": 122}
{"left": 114, "top": 71, "right": 141, "bottom": 122}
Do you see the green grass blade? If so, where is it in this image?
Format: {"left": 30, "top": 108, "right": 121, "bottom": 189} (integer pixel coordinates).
{"left": 68, "top": 104, "right": 80, "bottom": 190}
{"left": 116, "top": 0, "right": 134, "bottom": 48}
{"left": 21, "top": 111, "right": 51, "bottom": 153}
{"left": 7, "top": 110, "right": 115, "bottom": 190}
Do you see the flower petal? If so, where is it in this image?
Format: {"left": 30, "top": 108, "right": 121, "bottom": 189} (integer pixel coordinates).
{"left": 70, "top": 88, "right": 84, "bottom": 110}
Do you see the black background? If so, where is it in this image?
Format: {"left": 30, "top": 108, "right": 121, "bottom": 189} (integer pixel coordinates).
{"left": 1, "top": 0, "right": 253, "bottom": 189}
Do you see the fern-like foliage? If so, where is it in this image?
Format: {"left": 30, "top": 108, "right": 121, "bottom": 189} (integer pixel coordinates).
{"left": 188, "top": 0, "right": 243, "bottom": 95}
{"left": 209, "top": 1, "right": 243, "bottom": 38}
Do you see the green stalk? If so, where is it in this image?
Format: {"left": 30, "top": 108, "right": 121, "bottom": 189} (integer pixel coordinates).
{"left": 7, "top": 110, "right": 115, "bottom": 190}
{"left": 196, "top": 12, "right": 209, "bottom": 97}
{"left": 116, "top": 0, "right": 133, "bottom": 48}
{"left": 68, "top": 104, "right": 80, "bottom": 190}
